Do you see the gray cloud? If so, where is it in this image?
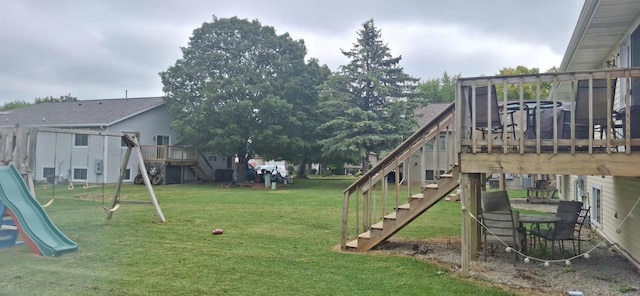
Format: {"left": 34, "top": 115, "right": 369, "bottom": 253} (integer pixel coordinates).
{"left": 0, "top": 0, "right": 583, "bottom": 102}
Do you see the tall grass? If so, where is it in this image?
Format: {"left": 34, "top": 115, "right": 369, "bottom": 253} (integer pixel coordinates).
{"left": 0, "top": 178, "right": 512, "bottom": 295}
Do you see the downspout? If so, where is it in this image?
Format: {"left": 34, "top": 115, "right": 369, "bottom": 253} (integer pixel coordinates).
{"left": 100, "top": 125, "right": 108, "bottom": 184}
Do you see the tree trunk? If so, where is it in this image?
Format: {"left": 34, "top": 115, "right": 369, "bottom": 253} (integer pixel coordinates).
{"left": 236, "top": 153, "right": 248, "bottom": 183}
{"left": 361, "top": 155, "right": 370, "bottom": 175}
{"left": 297, "top": 160, "right": 308, "bottom": 177}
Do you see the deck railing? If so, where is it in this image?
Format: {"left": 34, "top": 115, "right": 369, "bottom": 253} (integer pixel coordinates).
{"left": 140, "top": 145, "right": 198, "bottom": 162}
{"left": 341, "top": 103, "right": 458, "bottom": 249}
{"left": 457, "top": 67, "right": 640, "bottom": 154}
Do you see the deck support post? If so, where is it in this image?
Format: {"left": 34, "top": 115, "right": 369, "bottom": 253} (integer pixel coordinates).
{"left": 461, "top": 172, "right": 482, "bottom": 277}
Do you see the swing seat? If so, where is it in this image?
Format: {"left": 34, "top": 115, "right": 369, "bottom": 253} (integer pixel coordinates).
{"left": 42, "top": 199, "right": 54, "bottom": 208}
{"left": 102, "top": 204, "right": 120, "bottom": 212}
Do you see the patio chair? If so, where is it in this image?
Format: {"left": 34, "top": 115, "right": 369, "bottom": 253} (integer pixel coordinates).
{"left": 572, "top": 206, "right": 591, "bottom": 254}
{"left": 563, "top": 79, "right": 617, "bottom": 140}
{"left": 481, "top": 210, "right": 526, "bottom": 266}
{"left": 480, "top": 191, "right": 525, "bottom": 265}
{"left": 480, "top": 190, "right": 511, "bottom": 212}
{"left": 465, "top": 85, "right": 517, "bottom": 141}
{"left": 531, "top": 200, "right": 583, "bottom": 256}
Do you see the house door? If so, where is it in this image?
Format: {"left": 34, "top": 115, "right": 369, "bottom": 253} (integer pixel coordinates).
{"left": 156, "top": 135, "right": 170, "bottom": 145}
{"left": 156, "top": 135, "right": 170, "bottom": 159}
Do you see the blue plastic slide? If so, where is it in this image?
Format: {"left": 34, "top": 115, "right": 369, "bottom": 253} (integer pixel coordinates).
{"left": 0, "top": 165, "right": 77, "bottom": 256}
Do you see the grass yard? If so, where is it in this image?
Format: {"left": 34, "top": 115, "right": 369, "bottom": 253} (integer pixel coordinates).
{"left": 0, "top": 177, "right": 514, "bottom": 295}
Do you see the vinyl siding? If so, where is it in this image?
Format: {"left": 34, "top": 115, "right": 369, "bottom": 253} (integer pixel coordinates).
{"left": 33, "top": 104, "right": 177, "bottom": 184}
{"left": 578, "top": 175, "right": 640, "bottom": 265}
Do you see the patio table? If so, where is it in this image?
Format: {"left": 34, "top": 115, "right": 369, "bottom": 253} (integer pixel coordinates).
{"left": 503, "top": 101, "right": 564, "bottom": 139}
{"left": 519, "top": 214, "right": 561, "bottom": 252}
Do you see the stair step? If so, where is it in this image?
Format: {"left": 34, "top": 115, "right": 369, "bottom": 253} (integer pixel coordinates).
{"left": 397, "top": 204, "right": 410, "bottom": 210}
{"left": 358, "top": 230, "right": 371, "bottom": 239}
{"left": 371, "top": 222, "right": 384, "bottom": 229}
{"left": 440, "top": 173, "right": 453, "bottom": 178}
{"left": 384, "top": 213, "right": 396, "bottom": 220}
{"left": 424, "top": 184, "right": 438, "bottom": 189}
{"left": 346, "top": 239, "right": 358, "bottom": 249}
{"left": 411, "top": 193, "right": 424, "bottom": 199}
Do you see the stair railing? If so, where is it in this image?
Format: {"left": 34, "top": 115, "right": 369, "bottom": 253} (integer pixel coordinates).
{"left": 341, "top": 103, "right": 458, "bottom": 249}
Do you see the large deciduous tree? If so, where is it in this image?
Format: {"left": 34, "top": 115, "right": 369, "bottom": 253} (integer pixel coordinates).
{"left": 495, "top": 66, "right": 556, "bottom": 100}
{"left": 417, "top": 71, "right": 460, "bottom": 104}
{"left": 318, "top": 19, "right": 418, "bottom": 171}
{"left": 160, "top": 16, "right": 327, "bottom": 182}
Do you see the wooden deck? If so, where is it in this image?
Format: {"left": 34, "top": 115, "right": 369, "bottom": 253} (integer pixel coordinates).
{"left": 457, "top": 67, "right": 640, "bottom": 178}
{"left": 460, "top": 152, "right": 640, "bottom": 176}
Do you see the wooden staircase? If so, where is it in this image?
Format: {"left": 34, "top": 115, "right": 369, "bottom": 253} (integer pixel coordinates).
{"left": 341, "top": 103, "right": 459, "bottom": 252}
{"left": 346, "top": 166, "right": 460, "bottom": 251}
{"left": 189, "top": 153, "right": 214, "bottom": 182}
{"left": 189, "top": 165, "right": 212, "bottom": 182}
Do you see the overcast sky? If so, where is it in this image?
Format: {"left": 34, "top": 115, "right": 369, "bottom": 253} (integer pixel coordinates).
{"left": 0, "top": 0, "right": 584, "bottom": 103}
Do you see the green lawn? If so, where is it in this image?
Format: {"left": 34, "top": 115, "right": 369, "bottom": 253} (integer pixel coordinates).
{"left": 0, "top": 177, "right": 514, "bottom": 295}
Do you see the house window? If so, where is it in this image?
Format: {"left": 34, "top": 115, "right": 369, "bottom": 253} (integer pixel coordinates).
{"left": 630, "top": 25, "right": 640, "bottom": 106}
{"left": 123, "top": 169, "right": 131, "bottom": 180}
{"left": 73, "top": 168, "right": 88, "bottom": 180}
{"left": 156, "top": 135, "right": 170, "bottom": 146}
{"left": 43, "top": 167, "right": 55, "bottom": 179}
{"left": 591, "top": 186, "right": 602, "bottom": 227}
{"left": 425, "top": 134, "right": 446, "bottom": 151}
{"left": 425, "top": 170, "right": 445, "bottom": 181}
{"left": 207, "top": 155, "right": 217, "bottom": 162}
{"left": 74, "top": 134, "right": 88, "bottom": 147}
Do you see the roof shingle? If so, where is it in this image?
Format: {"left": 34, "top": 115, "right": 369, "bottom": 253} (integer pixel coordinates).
{"left": 0, "top": 97, "right": 166, "bottom": 128}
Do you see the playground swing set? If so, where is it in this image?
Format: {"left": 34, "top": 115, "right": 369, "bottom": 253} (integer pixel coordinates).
{"left": 0, "top": 126, "right": 166, "bottom": 256}
{"left": 45, "top": 131, "right": 122, "bottom": 212}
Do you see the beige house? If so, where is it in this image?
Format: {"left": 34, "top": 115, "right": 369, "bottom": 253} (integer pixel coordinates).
{"left": 340, "top": 0, "right": 640, "bottom": 274}
{"left": 555, "top": 0, "right": 640, "bottom": 269}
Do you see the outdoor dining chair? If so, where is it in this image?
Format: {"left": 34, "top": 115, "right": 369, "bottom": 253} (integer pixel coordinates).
{"left": 531, "top": 200, "right": 583, "bottom": 256}
{"left": 481, "top": 210, "right": 526, "bottom": 266}
{"left": 480, "top": 190, "right": 511, "bottom": 212}
{"left": 465, "top": 85, "right": 517, "bottom": 141}
{"left": 572, "top": 206, "right": 591, "bottom": 254}
{"left": 563, "top": 79, "right": 617, "bottom": 140}
{"left": 480, "top": 191, "right": 526, "bottom": 265}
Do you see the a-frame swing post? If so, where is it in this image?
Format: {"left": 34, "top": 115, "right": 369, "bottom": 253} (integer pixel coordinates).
{"left": 107, "top": 137, "right": 133, "bottom": 220}
{"left": 107, "top": 134, "right": 166, "bottom": 223}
